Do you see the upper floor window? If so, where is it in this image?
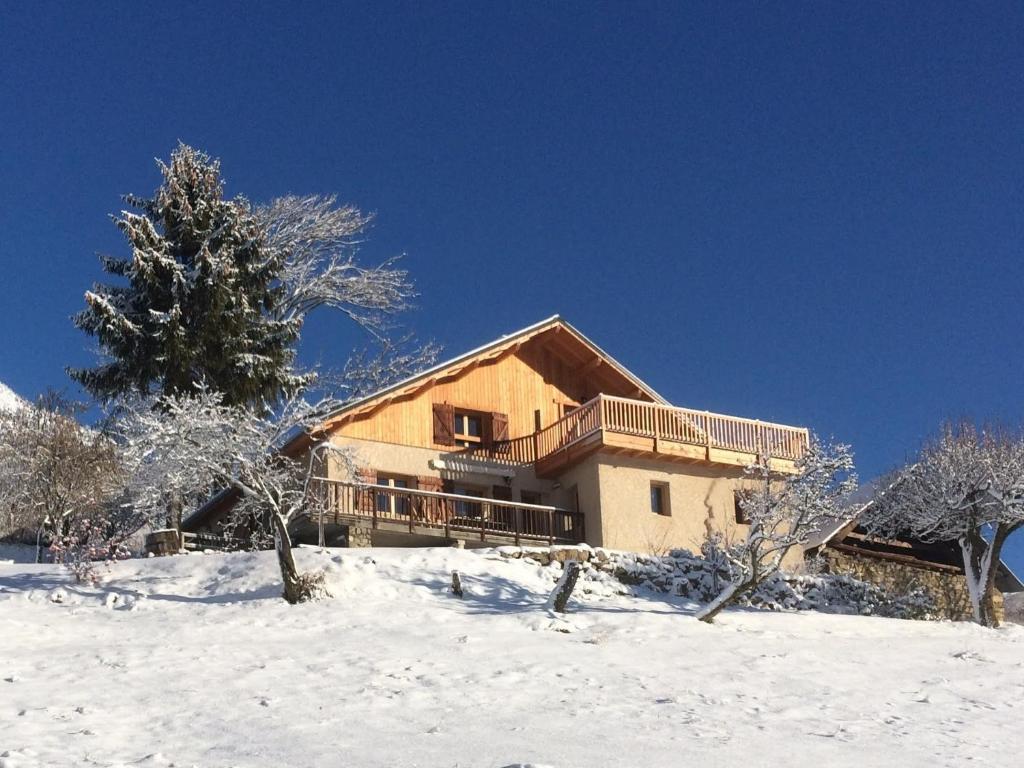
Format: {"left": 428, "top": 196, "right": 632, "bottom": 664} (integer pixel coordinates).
{"left": 453, "top": 411, "right": 483, "bottom": 447}
{"left": 432, "top": 403, "right": 508, "bottom": 448}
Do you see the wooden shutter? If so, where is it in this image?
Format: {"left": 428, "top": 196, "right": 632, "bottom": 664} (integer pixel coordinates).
{"left": 490, "top": 412, "right": 509, "bottom": 443}
{"left": 417, "top": 475, "right": 443, "bottom": 493}
{"left": 415, "top": 475, "right": 443, "bottom": 523}
{"left": 356, "top": 468, "right": 377, "bottom": 514}
{"left": 432, "top": 403, "right": 455, "bottom": 446}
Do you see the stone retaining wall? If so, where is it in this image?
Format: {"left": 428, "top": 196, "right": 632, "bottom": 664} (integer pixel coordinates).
{"left": 821, "top": 549, "right": 1004, "bottom": 624}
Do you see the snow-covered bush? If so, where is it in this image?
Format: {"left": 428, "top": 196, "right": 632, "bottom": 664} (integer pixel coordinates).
{"left": 497, "top": 546, "right": 937, "bottom": 620}
{"left": 49, "top": 515, "right": 133, "bottom": 584}
{"left": 696, "top": 438, "right": 858, "bottom": 623}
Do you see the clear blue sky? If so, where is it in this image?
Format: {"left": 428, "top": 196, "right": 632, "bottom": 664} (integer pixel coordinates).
{"left": 2, "top": 3, "right": 1023, "bottom": 569}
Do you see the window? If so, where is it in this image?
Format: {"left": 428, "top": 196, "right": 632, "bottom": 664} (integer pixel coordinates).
{"left": 453, "top": 411, "right": 483, "bottom": 447}
{"left": 650, "top": 482, "right": 670, "bottom": 516}
{"left": 520, "top": 490, "right": 542, "bottom": 506}
{"left": 452, "top": 484, "right": 485, "bottom": 518}
{"left": 734, "top": 490, "right": 752, "bottom": 524}
{"left": 376, "top": 474, "right": 412, "bottom": 516}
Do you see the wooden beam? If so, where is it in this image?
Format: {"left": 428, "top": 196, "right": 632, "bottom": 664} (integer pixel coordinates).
{"left": 576, "top": 356, "right": 603, "bottom": 374}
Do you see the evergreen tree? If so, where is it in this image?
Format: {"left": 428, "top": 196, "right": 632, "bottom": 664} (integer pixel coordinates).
{"left": 69, "top": 144, "right": 307, "bottom": 408}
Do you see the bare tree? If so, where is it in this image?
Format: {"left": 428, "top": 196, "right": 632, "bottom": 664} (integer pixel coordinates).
{"left": 696, "top": 437, "right": 857, "bottom": 623}
{"left": 259, "top": 194, "right": 416, "bottom": 340}
{"left": 864, "top": 422, "right": 1024, "bottom": 627}
{"left": 0, "top": 392, "right": 124, "bottom": 564}
{"left": 119, "top": 386, "right": 357, "bottom": 603}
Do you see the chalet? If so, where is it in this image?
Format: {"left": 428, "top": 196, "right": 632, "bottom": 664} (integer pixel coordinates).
{"left": 187, "top": 316, "right": 810, "bottom": 557}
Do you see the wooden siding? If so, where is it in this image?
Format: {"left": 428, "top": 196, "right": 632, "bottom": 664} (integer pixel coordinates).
{"left": 330, "top": 336, "right": 652, "bottom": 447}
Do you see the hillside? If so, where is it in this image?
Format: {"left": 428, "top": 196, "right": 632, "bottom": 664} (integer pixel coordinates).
{"left": 0, "top": 547, "right": 1021, "bottom": 768}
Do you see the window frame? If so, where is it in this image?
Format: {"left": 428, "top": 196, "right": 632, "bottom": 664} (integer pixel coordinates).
{"left": 453, "top": 410, "right": 485, "bottom": 447}
{"left": 650, "top": 481, "right": 670, "bottom": 516}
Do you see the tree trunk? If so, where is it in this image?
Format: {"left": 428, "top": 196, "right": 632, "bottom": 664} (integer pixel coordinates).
{"left": 272, "top": 512, "right": 303, "bottom": 604}
{"left": 696, "top": 576, "right": 763, "bottom": 623}
{"left": 35, "top": 519, "right": 47, "bottom": 564}
{"left": 167, "top": 493, "right": 183, "bottom": 534}
{"left": 549, "top": 560, "right": 581, "bottom": 613}
{"left": 960, "top": 532, "right": 997, "bottom": 627}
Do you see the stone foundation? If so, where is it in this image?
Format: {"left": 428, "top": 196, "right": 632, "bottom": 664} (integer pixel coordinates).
{"left": 347, "top": 525, "right": 373, "bottom": 548}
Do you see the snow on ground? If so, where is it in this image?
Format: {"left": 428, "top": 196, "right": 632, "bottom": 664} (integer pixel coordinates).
{"left": 1, "top": 548, "right": 1022, "bottom": 768}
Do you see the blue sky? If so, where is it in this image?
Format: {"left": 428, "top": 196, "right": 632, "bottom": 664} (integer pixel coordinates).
{"left": 2, "top": 3, "right": 1023, "bottom": 569}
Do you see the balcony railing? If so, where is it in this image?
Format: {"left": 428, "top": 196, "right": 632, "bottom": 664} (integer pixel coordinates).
{"left": 311, "top": 479, "right": 585, "bottom": 545}
{"left": 457, "top": 394, "right": 808, "bottom": 469}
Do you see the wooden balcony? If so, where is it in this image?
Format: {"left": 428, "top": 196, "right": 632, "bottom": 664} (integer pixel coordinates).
{"left": 531, "top": 394, "right": 809, "bottom": 477}
{"left": 310, "top": 479, "right": 586, "bottom": 546}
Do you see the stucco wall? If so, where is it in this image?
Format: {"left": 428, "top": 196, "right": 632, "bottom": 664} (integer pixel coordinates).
{"left": 584, "top": 454, "right": 789, "bottom": 561}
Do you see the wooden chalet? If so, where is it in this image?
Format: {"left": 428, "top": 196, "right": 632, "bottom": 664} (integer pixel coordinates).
{"left": 186, "top": 316, "right": 810, "bottom": 555}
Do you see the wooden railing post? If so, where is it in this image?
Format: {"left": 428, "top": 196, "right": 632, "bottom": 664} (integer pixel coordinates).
{"left": 514, "top": 506, "right": 522, "bottom": 546}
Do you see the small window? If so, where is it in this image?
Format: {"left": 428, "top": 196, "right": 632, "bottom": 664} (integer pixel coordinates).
{"left": 454, "top": 411, "right": 483, "bottom": 447}
{"left": 650, "top": 482, "right": 670, "bottom": 516}
{"left": 734, "top": 490, "right": 752, "bottom": 524}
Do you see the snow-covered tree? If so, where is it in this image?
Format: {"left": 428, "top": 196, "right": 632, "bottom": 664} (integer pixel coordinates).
{"left": 70, "top": 145, "right": 420, "bottom": 411}
{"left": 70, "top": 144, "right": 304, "bottom": 408}
{"left": 696, "top": 437, "right": 857, "bottom": 623}
{"left": 864, "top": 422, "right": 1024, "bottom": 627}
{"left": 119, "top": 336, "right": 436, "bottom": 603}
{"left": 119, "top": 386, "right": 351, "bottom": 602}
{"left": 0, "top": 392, "right": 126, "bottom": 565}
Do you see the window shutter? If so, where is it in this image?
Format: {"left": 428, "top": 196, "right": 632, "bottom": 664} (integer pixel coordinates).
{"left": 432, "top": 403, "right": 455, "bottom": 446}
{"left": 417, "top": 475, "right": 443, "bottom": 493}
{"left": 490, "top": 412, "right": 509, "bottom": 443}
{"left": 356, "top": 468, "right": 377, "bottom": 514}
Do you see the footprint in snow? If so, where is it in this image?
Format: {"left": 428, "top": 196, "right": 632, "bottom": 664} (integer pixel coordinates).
{"left": 951, "top": 650, "right": 992, "bottom": 663}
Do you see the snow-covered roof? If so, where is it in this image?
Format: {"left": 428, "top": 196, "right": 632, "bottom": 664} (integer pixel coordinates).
{"left": 322, "top": 315, "right": 669, "bottom": 425}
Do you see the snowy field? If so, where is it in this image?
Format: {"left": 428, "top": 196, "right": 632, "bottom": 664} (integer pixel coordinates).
{"left": 1, "top": 548, "right": 1022, "bottom": 768}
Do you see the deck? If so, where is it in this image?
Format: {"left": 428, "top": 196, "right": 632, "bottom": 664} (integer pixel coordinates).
{"left": 462, "top": 394, "right": 809, "bottom": 476}
{"left": 310, "top": 479, "right": 586, "bottom": 546}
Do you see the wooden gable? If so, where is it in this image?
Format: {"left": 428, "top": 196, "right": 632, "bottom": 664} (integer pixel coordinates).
{"left": 326, "top": 319, "right": 660, "bottom": 449}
